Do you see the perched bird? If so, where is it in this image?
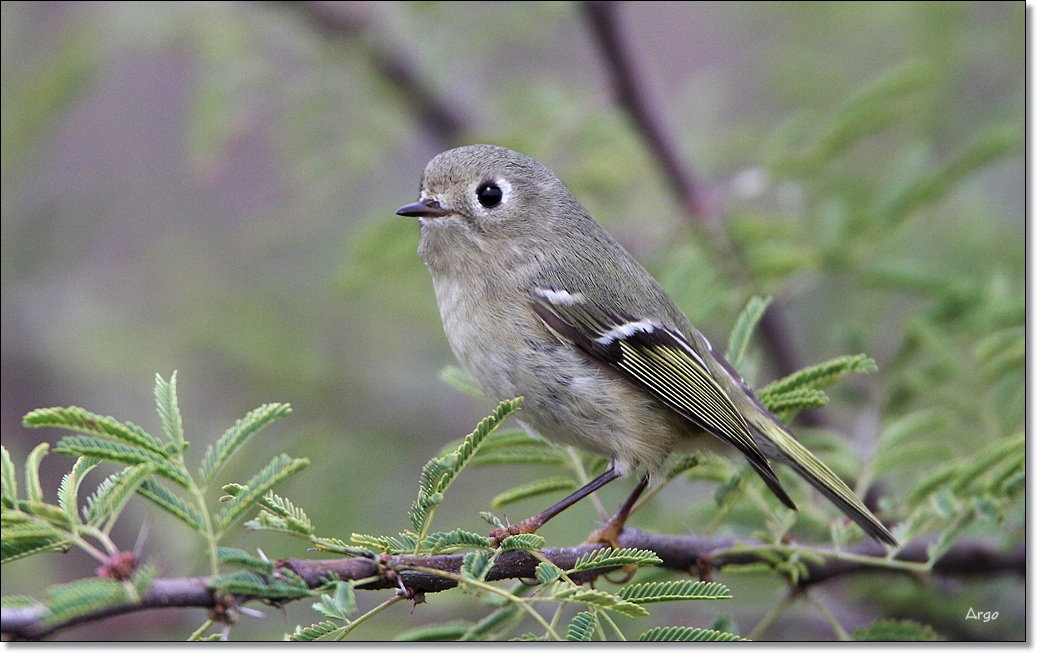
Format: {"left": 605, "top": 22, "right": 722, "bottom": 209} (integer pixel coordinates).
{"left": 397, "top": 144, "right": 896, "bottom": 546}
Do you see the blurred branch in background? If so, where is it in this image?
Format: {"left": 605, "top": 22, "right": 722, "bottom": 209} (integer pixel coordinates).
{"left": 582, "top": 1, "right": 810, "bottom": 391}
{"left": 280, "top": 1, "right": 468, "bottom": 145}
{"left": 581, "top": 2, "right": 714, "bottom": 221}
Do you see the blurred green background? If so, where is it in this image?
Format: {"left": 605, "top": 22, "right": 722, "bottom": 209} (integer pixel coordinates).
{"left": 1, "top": 1, "right": 1023, "bottom": 641}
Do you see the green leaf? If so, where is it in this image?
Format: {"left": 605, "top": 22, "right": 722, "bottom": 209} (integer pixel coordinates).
{"left": 975, "top": 326, "right": 1024, "bottom": 380}
{"left": 638, "top": 627, "right": 746, "bottom": 642}
{"left": 332, "top": 580, "right": 357, "bottom": 617}
{"left": 348, "top": 532, "right": 419, "bottom": 554}
{"left": 136, "top": 479, "right": 203, "bottom": 532}
{"left": 222, "top": 483, "right": 246, "bottom": 497}
{"left": 778, "top": 60, "right": 933, "bottom": 175}
{"left": 492, "top": 476, "right": 577, "bottom": 508}
{"left": 709, "top": 614, "right": 735, "bottom": 634}
{"left": 211, "top": 569, "right": 312, "bottom": 600}
{"left": 759, "top": 388, "right": 829, "bottom": 416}
{"left": 312, "top": 536, "right": 368, "bottom": 557}
{"left": 0, "top": 595, "right": 45, "bottom": 609}
{"left": 1, "top": 446, "right": 17, "bottom": 507}
{"left": 394, "top": 621, "right": 473, "bottom": 641}
{"left": 56, "top": 456, "right": 101, "bottom": 523}
{"left": 714, "top": 465, "right": 750, "bottom": 507}
{"left": 927, "top": 506, "right": 976, "bottom": 563}
{"left": 24, "top": 443, "right": 49, "bottom": 504}
{"left": 409, "top": 398, "right": 522, "bottom": 536}
{"left": 153, "top": 372, "right": 185, "bottom": 448}
{"left": 535, "top": 561, "right": 563, "bottom": 585}
{"left": 41, "top": 577, "right": 131, "bottom": 630}
{"left": 726, "top": 296, "right": 771, "bottom": 369}
{"left": 950, "top": 434, "right": 1024, "bottom": 496}
{"left": 84, "top": 463, "right": 156, "bottom": 528}
{"left": 555, "top": 587, "right": 648, "bottom": 617}
{"left": 245, "top": 509, "right": 312, "bottom": 537}
{"left": 198, "top": 403, "right": 293, "bottom": 486}
{"left": 421, "top": 529, "right": 492, "bottom": 554}
{"left": 19, "top": 501, "right": 74, "bottom": 531}
{"left": 23, "top": 407, "right": 166, "bottom": 457}
{"left": 53, "top": 436, "right": 191, "bottom": 488}
{"left": 875, "top": 122, "right": 1023, "bottom": 228}
{"left": 217, "top": 547, "right": 274, "bottom": 575}
{"left": 410, "top": 460, "right": 449, "bottom": 534}
{"left": 989, "top": 460, "right": 1024, "bottom": 498}
{"left": 618, "top": 580, "right": 732, "bottom": 604}
{"left": 56, "top": 474, "right": 76, "bottom": 523}
{"left": 873, "top": 411, "right": 952, "bottom": 476}
{"left": 215, "top": 454, "right": 309, "bottom": 534}
{"left": 460, "top": 550, "right": 492, "bottom": 582}
{"left": 254, "top": 492, "right": 313, "bottom": 535}
{"left": 565, "top": 611, "right": 597, "bottom": 641}
{"left": 497, "top": 533, "right": 546, "bottom": 552}
{"left": 286, "top": 621, "right": 340, "bottom": 642}
{"left": 479, "top": 429, "right": 549, "bottom": 451}
{"left": 131, "top": 563, "right": 158, "bottom": 596}
{"left": 448, "top": 397, "right": 522, "bottom": 479}
{"left": 905, "top": 464, "right": 960, "bottom": 505}
{"left": 853, "top": 619, "right": 941, "bottom": 641}
{"left": 972, "top": 495, "right": 1003, "bottom": 524}
{"left": 471, "top": 447, "right": 569, "bottom": 467}
{"left": 312, "top": 594, "right": 346, "bottom": 621}
{"left": 758, "top": 354, "right": 876, "bottom": 398}
{"left": 510, "top": 633, "right": 547, "bottom": 641}
{"left": 906, "top": 434, "right": 1025, "bottom": 508}
{"left": 438, "top": 365, "right": 485, "bottom": 399}
{"left": 663, "top": 454, "right": 702, "bottom": 482}
{"left": 572, "top": 547, "right": 662, "bottom": 572}
{"left": 459, "top": 600, "right": 522, "bottom": 641}
{"left": 1, "top": 520, "right": 72, "bottom": 563}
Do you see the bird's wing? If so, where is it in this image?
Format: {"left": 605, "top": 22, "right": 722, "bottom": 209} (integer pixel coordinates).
{"left": 531, "top": 286, "right": 795, "bottom": 510}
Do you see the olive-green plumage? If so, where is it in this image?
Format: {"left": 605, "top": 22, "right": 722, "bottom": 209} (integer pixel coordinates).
{"left": 399, "top": 144, "right": 896, "bottom": 546}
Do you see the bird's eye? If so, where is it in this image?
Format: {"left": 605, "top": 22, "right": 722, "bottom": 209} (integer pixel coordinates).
{"left": 476, "top": 182, "right": 503, "bottom": 208}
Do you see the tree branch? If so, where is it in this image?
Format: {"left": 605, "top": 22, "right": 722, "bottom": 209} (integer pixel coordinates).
{"left": 2, "top": 531, "right": 1022, "bottom": 640}
{"left": 581, "top": 1, "right": 810, "bottom": 390}
{"left": 581, "top": 2, "right": 712, "bottom": 220}
{"left": 276, "top": 1, "right": 468, "bottom": 145}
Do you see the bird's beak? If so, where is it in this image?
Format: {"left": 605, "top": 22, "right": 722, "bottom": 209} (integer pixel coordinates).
{"left": 396, "top": 197, "right": 451, "bottom": 218}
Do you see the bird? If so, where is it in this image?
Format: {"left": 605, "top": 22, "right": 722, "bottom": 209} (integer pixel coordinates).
{"left": 397, "top": 144, "right": 896, "bottom": 547}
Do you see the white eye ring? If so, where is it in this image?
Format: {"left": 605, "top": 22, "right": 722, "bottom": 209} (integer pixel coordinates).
{"left": 475, "top": 178, "right": 512, "bottom": 209}
{"left": 495, "top": 178, "right": 513, "bottom": 203}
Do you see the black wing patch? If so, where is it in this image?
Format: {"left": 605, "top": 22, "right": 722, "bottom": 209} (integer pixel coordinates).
{"left": 531, "top": 287, "right": 795, "bottom": 510}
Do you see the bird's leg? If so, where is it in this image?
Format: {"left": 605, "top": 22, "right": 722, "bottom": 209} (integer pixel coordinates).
{"left": 586, "top": 472, "right": 650, "bottom": 548}
{"left": 488, "top": 464, "right": 622, "bottom": 546}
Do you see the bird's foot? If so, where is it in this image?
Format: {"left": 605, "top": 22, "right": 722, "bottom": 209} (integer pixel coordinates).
{"left": 585, "top": 519, "right": 624, "bottom": 549}
{"left": 586, "top": 519, "right": 638, "bottom": 582}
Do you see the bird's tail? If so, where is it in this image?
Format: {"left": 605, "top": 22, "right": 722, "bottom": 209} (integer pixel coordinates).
{"left": 749, "top": 411, "right": 898, "bottom": 546}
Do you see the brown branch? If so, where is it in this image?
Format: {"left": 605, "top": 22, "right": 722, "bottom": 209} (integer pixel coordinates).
{"left": 1, "top": 576, "right": 215, "bottom": 641}
{"left": 581, "top": 1, "right": 713, "bottom": 221}
{"left": 582, "top": 0, "right": 818, "bottom": 426}
{"left": 275, "top": 1, "right": 468, "bottom": 145}
{"left": 2, "top": 531, "right": 1022, "bottom": 640}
